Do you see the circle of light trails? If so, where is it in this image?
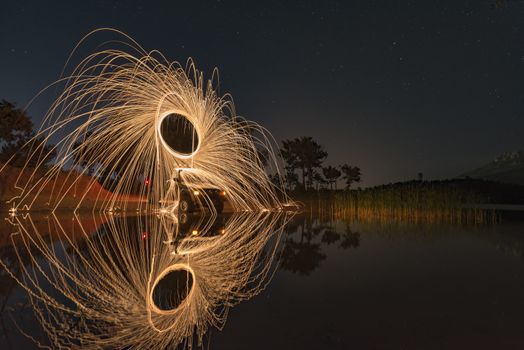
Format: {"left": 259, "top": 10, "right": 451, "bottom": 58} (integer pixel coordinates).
{"left": 1, "top": 28, "right": 292, "bottom": 214}
{"left": 2, "top": 212, "right": 291, "bottom": 349}
{"left": 0, "top": 29, "right": 299, "bottom": 349}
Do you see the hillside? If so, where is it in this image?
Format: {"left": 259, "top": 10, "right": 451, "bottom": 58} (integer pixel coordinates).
{"left": 361, "top": 178, "right": 524, "bottom": 205}
{"left": 460, "top": 151, "right": 524, "bottom": 185}
{"left": 0, "top": 163, "right": 145, "bottom": 211}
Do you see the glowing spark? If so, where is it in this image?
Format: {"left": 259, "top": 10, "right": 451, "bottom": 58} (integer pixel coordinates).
{"left": 0, "top": 29, "right": 300, "bottom": 349}
{"left": 1, "top": 29, "right": 292, "bottom": 213}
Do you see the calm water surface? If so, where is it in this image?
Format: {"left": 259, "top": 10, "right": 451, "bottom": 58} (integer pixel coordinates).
{"left": 1, "top": 212, "right": 524, "bottom": 349}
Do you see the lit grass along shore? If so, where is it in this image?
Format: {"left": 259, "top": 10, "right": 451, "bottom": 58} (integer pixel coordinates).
{"left": 301, "top": 179, "right": 524, "bottom": 224}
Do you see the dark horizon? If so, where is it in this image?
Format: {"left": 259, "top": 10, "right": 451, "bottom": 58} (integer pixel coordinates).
{"left": 1, "top": 0, "right": 523, "bottom": 186}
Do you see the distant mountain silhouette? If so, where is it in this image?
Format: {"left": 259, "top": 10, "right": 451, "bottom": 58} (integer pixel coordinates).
{"left": 460, "top": 151, "right": 524, "bottom": 185}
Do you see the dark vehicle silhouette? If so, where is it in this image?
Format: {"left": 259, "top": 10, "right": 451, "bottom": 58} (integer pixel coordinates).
{"left": 164, "top": 169, "right": 226, "bottom": 214}
{"left": 177, "top": 182, "right": 226, "bottom": 214}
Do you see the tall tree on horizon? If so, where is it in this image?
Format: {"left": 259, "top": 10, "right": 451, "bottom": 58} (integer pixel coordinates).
{"left": 280, "top": 136, "right": 327, "bottom": 191}
{"left": 322, "top": 165, "right": 342, "bottom": 190}
{"left": 312, "top": 170, "right": 327, "bottom": 190}
{"left": 0, "top": 100, "right": 33, "bottom": 144}
{"left": 0, "top": 100, "right": 55, "bottom": 168}
{"left": 340, "top": 164, "right": 362, "bottom": 189}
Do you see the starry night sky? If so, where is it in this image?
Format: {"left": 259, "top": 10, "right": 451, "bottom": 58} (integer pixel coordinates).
{"left": 1, "top": 0, "right": 523, "bottom": 186}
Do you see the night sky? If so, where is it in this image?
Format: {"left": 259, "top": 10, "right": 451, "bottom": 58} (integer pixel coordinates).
{"left": 1, "top": 0, "right": 523, "bottom": 186}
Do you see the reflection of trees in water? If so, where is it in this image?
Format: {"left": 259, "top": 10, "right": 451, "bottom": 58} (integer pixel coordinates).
{"left": 280, "top": 215, "right": 360, "bottom": 275}
{"left": 495, "top": 240, "right": 524, "bottom": 259}
{"left": 281, "top": 213, "right": 524, "bottom": 277}
{"left": 321, "top": 230, "right": 340, "bottom": 245}
{"left": 339, "top": 223, "right": 360, "bottom": 249}
{"left": 281, "top": 240, "right": 325, "bottom": 276}
{"left": 473, "top": 227, "right": 524, "bottom": 260}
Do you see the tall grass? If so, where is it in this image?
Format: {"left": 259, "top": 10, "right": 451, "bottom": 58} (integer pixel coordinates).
{"left": 309, "top": 183, "right": 498, "bottom": 224}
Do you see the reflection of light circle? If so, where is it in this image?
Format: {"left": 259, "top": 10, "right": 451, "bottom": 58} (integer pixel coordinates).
{"left": 157, "top": 112, "right": 200, "bottom": 159}
{"left": 149, "top": 264, "right": 195, "bottom": 314}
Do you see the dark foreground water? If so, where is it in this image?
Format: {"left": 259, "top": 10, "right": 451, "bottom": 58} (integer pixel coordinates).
{"left": 1, "top": 212, "right": 524, "bottom": 349}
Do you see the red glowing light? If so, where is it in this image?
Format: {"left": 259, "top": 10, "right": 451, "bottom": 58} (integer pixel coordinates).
{"left": 141, "top": 232, "right": 148, "bottom": 240}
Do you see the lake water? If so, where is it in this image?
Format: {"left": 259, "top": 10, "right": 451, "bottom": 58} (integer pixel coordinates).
{"left": 1, "top": 211, "right": 524, "bottom": 349}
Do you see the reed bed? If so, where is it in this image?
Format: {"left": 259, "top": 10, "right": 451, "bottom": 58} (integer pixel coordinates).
{"left": 308, "top": 184, "right": 498, "bottom": 225}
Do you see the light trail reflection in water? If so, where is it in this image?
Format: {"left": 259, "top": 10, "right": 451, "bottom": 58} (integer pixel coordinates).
{"left": 1, "top": 211, "right": 293, "bottom": 349}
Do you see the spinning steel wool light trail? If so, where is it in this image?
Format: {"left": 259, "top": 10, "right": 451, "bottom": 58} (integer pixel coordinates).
{"left": 2, "top": 29, "right": 290, "bottom": 212}
{"left": 2, "top": 212, "right": 290, "bottom": 349}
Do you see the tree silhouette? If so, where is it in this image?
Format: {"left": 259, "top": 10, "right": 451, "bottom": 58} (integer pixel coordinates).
{"left": 340, "top": 164, "right": 361, "bottom": 189}
{"left": 312, "top": 170, "right": 327, "bottom": 190}
{"left": 280, "top": 137, "right": 327, "bottom": 191}
{"left": 322, "top": 165, "right": 342, "bottom": 190}
{"left": 0, "top": 100, "right": 33, "bottom": 143}
{"left": 0, "top": 136, "right": 56, "bottom": 167}
{"left": 280, "top": 139, "right": 299, "bottom": 183}
{"left": 0, "top": 100, "right": 55, "bottom": 168}
{"left": 268, "top": 173, "right": 283, "bottom": 189}
{"left": 284, "top": 168, "right": 299, "bottom": 191}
